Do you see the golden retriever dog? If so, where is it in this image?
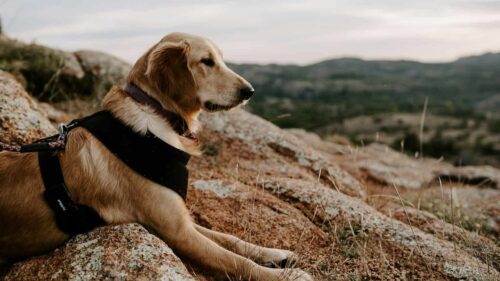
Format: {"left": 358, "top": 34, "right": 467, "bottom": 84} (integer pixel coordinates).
{"left": 0, "top": 33, "right": 313, "bottom": 281}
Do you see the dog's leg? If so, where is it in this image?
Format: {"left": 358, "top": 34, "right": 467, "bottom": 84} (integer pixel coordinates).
{"left": 140, "top": 187, "right": 313, "bottom": 281}
{"left": 194, "top": 225, "right": 297, "bottom": 268}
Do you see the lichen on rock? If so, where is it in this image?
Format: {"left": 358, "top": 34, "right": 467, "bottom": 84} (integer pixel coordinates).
{"left": 0, "top": 70, "right": 56, "bottom": 144}
{"left": 4, "top": 224, "right": 196, "bottom": 281}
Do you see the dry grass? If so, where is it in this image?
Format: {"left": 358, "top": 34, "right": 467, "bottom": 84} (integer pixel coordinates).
{"left": 365, "top": 179, "right": 499, "bottom": 273}
{"left": 187, "top": 179, "right": 455, "bottom": 280}
{"left": 182, "top": 129, "right": 484, "bottom": 280}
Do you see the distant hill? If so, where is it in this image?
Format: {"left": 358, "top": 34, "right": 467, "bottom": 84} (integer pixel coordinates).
{"left": 229, "top": 53, "right": 500, "bottom": 166}
{"left": 229, "top": 52, "right": 500, "bottom": 130}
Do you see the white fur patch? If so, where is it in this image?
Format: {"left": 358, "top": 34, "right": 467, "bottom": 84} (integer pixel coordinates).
{"left": 119, "top": 99, "right": 186, "bottom": 152}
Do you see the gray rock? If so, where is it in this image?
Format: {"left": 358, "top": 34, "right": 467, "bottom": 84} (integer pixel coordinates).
{"left": 386, "top": 205, "right": 499, "bottom": 270}
{"left": 201, "top": 109, "right": 366, "bottom": 198}
{"left": 357, "top": 143, "right": 451, "bottom": 189}
{"left": 262, "top": 177, "right": 499, "bottom": 280}
{"left": 0, "top": 70, "right": 56, "bottom": 144}
{"left": 0, "top": 36, "right": 85, "bottom": 101}
{"left": 4, "top": 224, "right": 195, "bottom": 281}
{"left": 74, "top": 50, "right": 131, "bottom": 100}
{"left": 192, "top": 180, "right": 237, "bottom": 198}
{"left": 438, "top": 165, "right": 500, "bottom": 189}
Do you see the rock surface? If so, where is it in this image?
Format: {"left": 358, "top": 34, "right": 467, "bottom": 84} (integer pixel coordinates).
{"left": 74, "top": 50, "right": 131, "bottom": 100}
{"left": 4, "top": 224, "right": 195, "bottom": 281}
{"left": 1, "top": 41, "right": 500, "bottom": 280}
{"left": 385, "top": 205, "right": 500, "bottom": 270}
{"left": 356, "top": 143, "right": 449, "bottom": 189}
{"left": 200, "top": 110, "right": 366, "bottom": 199}
{"left": 0, "top": 36, "right": 130, "bottom": 105}
{"left": 193, "top": 110, "right": 499, "bottom": 280}
{"left": 438, "top": 165, "right": 500, "bottom": 189}
{"left": 0, "top": 70, "right": 56, "bottom": 144}
{"left": 0, "top": 36, "right": 85, "bottom": 101}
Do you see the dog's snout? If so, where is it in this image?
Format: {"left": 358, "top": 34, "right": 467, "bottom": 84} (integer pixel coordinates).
{"left": 240, "top": 85, "right": 255, "bottom": 100}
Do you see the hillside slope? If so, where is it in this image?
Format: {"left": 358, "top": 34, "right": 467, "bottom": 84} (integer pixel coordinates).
{"left": 228, "top": 54, "right": 500, "bottom": 167}
{"left": 0, "top": 40, "right": 499, "bottom": 280}
{"left": 229, "top": 53, "right": 500, "bottom": 123}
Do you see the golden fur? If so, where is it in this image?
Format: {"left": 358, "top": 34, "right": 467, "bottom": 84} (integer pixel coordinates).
{"left": 0, "top": 32, "right": 313, "bottom": 281}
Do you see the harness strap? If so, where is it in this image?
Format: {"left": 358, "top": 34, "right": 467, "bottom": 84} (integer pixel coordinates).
{"left": 4, "top": 108, "right": 189, "bottom": 236}
{"left": 39, "top": 151, "right": 105, "bottom": 235}
{"left": 0, "top": 121, "right": 79, "bottom": 153}
{"left": 0, "top": 137, "right": 62, "bottom": 152}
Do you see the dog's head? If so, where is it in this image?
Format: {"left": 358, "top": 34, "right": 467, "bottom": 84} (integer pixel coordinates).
{"left": 127, "top": 32, "right": 254, "bottom": 116}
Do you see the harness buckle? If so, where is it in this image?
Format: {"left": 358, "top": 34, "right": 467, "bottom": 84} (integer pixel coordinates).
{"left": 57, "top": 124, "right": 68, "bottom": 142}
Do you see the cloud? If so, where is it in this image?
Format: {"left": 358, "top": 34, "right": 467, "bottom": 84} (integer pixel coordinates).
{"left": 1, "top": 0, "right": 499, "bottom": 64}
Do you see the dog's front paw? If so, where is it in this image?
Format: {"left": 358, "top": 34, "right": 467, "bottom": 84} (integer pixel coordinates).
{"left": 283, "top": 269, "right": 314, "bottom": 281}
{"left": 259, "top": 249, "right": 298, "bottom": 268}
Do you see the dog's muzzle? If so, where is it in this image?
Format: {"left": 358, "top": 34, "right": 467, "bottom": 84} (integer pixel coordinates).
{"left": 239, "top": 85, "right": 255, "bottom": 100}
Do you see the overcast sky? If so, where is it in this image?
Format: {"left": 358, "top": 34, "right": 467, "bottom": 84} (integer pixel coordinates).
{"left": 1, "top": 0, "right": 500, "bottom": 64}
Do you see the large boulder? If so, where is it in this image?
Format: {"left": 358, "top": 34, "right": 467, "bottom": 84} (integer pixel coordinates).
{"left": 0, "top": 36, "right": 131, "bottom": 105}
{"left": 0, "top": 36, "right": 84, "bottom": 102}
{"left": 355, "top": 143, "right": 451, "bottom": 189}
{"left": 200, "top": 110, "right": 366, "bottom": 199}
{"left": 384, "top": 205, "right": 499, "bottom": 270}
{"left": 0, "top": 70, "right": 56, "bottom": 144}
{"left": 4, "top": 224, "right": 195, "bottom": 281}
{"left": 190, "top": 110, "right": 499, "bottom": 280}
{"left": 438, "top": 165, "right": 500, "bottom": 189}
{"left": 74, "top": 50, "right": 131, "bottom": 101}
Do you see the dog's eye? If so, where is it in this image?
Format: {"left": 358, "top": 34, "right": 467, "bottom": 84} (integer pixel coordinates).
{"left": 201, "top": 58, "right": 215, "bottom": 67}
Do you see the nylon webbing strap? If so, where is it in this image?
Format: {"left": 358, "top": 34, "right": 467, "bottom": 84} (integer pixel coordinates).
{"left": 38, "top": 151, "right": 105, "bottom": 235}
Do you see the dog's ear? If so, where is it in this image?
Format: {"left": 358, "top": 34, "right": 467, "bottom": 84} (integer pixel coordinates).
{"left": 145, "top": 40, "right": 198, "bottom": 111}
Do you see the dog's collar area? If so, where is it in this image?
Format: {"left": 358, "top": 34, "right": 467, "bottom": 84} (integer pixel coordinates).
{"left": 123, "top": 83, "right": 192, "bottom": 138}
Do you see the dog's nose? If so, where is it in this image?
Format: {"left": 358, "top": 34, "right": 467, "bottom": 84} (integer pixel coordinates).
{"left": 240, "top": 85, "right": 255, "bottom": 100}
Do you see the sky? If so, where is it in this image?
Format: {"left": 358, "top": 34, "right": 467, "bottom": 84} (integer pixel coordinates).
{"left": 1, "top": 0, "right": 500, "bottom": 64}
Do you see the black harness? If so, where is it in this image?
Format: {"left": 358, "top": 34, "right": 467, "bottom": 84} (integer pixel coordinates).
{"left": 78, "top": 111, "right": 191, "bottom": 198}
{"left": 0, "top": 84, "right": 193, "bottom": 235}
{"left": 36, "top": 110, "right": 191, "bottom": 235}
{"left": 39, "top": 151, "right": 106, "bottom": 235}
